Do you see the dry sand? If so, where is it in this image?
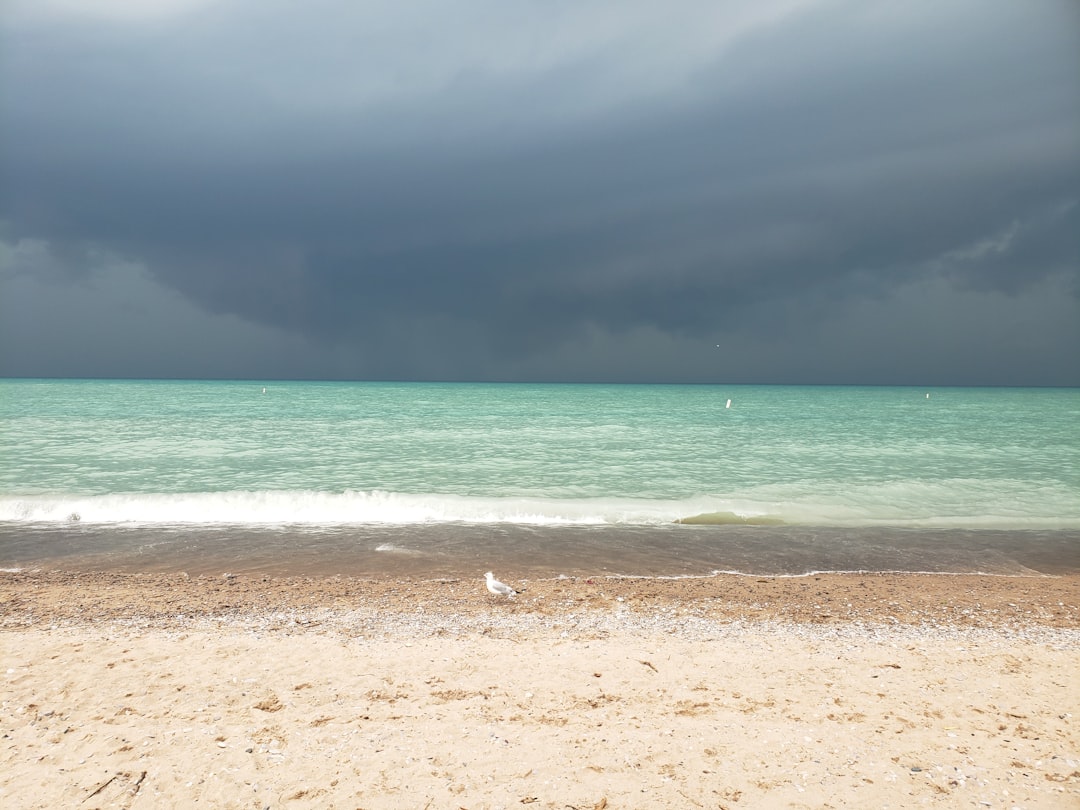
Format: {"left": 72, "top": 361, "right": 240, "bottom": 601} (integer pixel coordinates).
{"left": 2, "top": 570, "right": 1079, "bottom": 809}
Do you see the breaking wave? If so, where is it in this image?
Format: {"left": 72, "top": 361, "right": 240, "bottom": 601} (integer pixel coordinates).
{"left": 1, "top": 488, "right": 1077, "bottom": 530}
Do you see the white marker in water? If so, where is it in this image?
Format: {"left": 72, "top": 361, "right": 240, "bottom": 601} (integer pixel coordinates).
{"left": 726, "top": 399, "right": 732, "bottom": 409}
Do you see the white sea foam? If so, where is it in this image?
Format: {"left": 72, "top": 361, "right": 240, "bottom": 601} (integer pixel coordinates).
{"left": 374, "top": 543, "right": 422, "bottom": 555}
{"left": 0, "top": 489, "right": 1076, "bottom": 529}
{"left": 0, "top": 491, "right": 683, "bottom": 526}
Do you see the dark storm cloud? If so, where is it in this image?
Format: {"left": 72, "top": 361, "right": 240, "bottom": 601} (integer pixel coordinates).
{"left": 2, "top": 0, "right": 1078, "bottom": 382}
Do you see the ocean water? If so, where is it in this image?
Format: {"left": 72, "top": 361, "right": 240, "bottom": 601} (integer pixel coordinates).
{"left": 2, "top": 379, "right": 1078, "bottom": 576}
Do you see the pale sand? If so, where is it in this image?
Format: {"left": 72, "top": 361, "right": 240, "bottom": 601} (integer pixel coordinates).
{"left": 2, "top": 571, "right": 1079, "bottom": 809}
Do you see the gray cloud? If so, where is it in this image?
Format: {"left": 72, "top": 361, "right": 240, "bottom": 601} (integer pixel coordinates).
{"left": 0, "top": 240, "right": 326, "bottom": 378}
{"left": 2, "top": 0, "right": 1078, "bottom": 383}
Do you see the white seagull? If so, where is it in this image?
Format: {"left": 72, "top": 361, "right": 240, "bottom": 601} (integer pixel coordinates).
{"left": 485, "top": 571, "right": 518, "bottom": 598}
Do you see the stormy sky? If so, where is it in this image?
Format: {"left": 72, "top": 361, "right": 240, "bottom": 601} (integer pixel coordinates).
{"left": 2, "top": 0, "right": 1078, "bottom": 384}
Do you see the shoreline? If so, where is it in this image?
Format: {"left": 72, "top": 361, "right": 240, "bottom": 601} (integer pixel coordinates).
{"left": 3, "top": 571, "right": 1078, "bottom": 809}
{"left": 5, "top": 523, "right": 1078, "bottom": 582}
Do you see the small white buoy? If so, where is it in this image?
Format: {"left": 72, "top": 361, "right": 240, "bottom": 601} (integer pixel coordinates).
{"left": 262, "top": 387, "right": 267, "bottom": 394}
{"left": 926, "top": 392, "right": 930, "bottom": 399}
{"left": 726, "top": 399, "right": 732, "bottom": 409}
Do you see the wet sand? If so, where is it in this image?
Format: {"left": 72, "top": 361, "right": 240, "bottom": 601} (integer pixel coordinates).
{"left": 2, "top": 570, "right": 1079, "bottom": 808}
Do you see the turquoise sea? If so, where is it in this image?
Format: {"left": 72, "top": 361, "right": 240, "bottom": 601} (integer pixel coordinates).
{"left": 2, "top": 380, "right": 1078, "bottom": 576}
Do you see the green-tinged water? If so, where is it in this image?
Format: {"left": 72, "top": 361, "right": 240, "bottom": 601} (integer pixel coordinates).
{"left": 2, "top": 379, "right": 1078, "bottom": 575}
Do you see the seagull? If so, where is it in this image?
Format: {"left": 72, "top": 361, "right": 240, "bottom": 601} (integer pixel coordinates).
{"left": 485, "top": 571, "right": 518, "bottom": 598}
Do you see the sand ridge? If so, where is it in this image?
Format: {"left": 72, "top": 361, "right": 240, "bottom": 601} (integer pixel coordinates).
{"left": 3, "top": 570, "right": 1079, "bottom": 632}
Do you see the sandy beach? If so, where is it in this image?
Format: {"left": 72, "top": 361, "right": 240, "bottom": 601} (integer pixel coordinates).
{"left": 2, "top": 570, "right": 1078, "bottom": 809}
